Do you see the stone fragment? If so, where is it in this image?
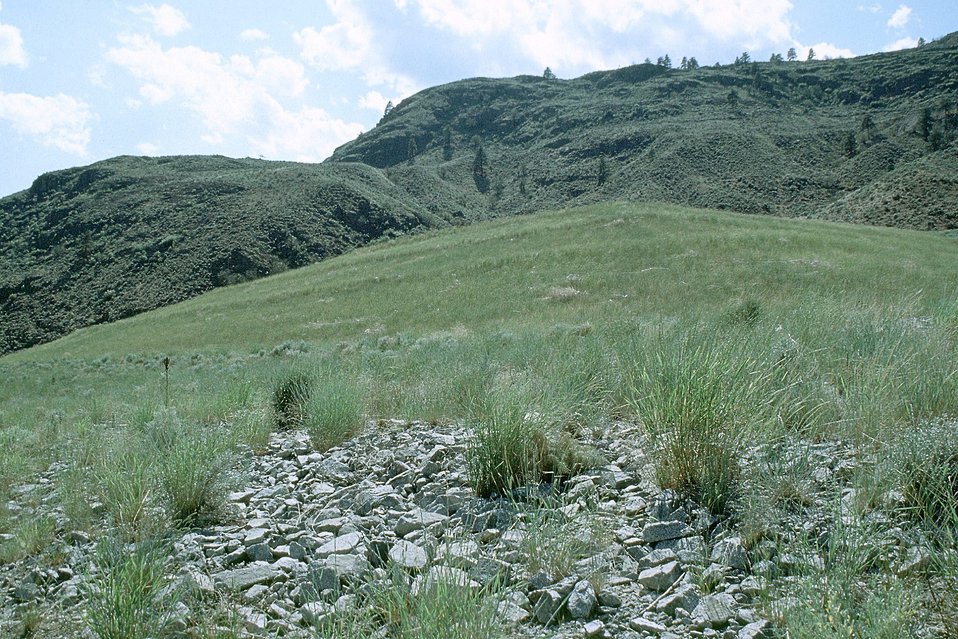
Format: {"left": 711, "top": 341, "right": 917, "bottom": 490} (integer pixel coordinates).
{"left": 215, "top": 563, "right": 280, "bottom": 591}
{"left": 389, "top": 540, "right": 428, "bottom": 570}
{"left": 711, "top": 536, "right": 749, "bottom": 570}
{"left": 300, "top": 601, "right": 333, "bottom": 626}
{"left": 584, "top": 619, "right": 605, "bottom": 637}
{"left": 247, "top": 543, "right": 273, "bottom": 562}
{"left": 566, "top": 580, "right": 597, "bottom": 619}
{"left": 738, "top": 619, "right": 772, "bottom": 639}
{"left": 316, "top": 532, "right": 362, "bottom": 557}
{"left": 533, "top": 589, "right": 564, "bottom": 624}
{"left": 643, "top": 521, "right": 690, "bottom": 543}
{"left": 692, "top": 593, "right": 737, "bottom": 629}
{"left": 638, "top": 560, "right": 683, "bottom": 591}
{"left": 497, "top": 600, "right": 530, "bottom": 624}
{"left": 395, "top": 508, "right": 448, "bottom": 537}
{"left": 630, "top": 616, "right": 668, "bottom": 633}
{"left": 656, "top": 583, "right": 700, "bottom": 615}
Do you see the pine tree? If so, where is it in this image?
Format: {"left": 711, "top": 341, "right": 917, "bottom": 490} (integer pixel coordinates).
{"left": 807, "top": 48, "right": 816, "bottom": 61}
{"left": 786, "top": 47, "right": 797, "bottom": 61}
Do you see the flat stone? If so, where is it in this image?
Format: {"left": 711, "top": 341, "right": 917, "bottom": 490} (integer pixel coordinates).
{"left": 584, "top": 619, "right": 606, "bottom": 637}
{"left": 630, "top": 616, "right": 668, "bottom": 633}
{"left": 496, "top": 600, "right": 530, "bottom": 624}
{"left": 389, "top": 540, "right": 428, "bottom": 570}
{"left": 638, "top": 560, "right": 683, "bottom": 591}
{"left": 711, "top": 536, "right": 749, "bottom": 570}
{"left": 738, "top": 619, "right": 773, "bottom": 639}
{"left": 323, "top": 554, "right": 369, "bottom": 583}
{"left": 300, "top": 601, "right": 333, "bottom": 626}
{"left": 214, "top": 563, "right": 280, "bottom": 591}
{"left": 246, "top": 543, "right": 273, "bottom": 562}
{"left": 244, "top": 527, "right": 269, "bottom": 545}
{"left": 693, "top": 593, "right": 737, "bottom": 629}
{"left": 656, "top": 583, "right": 700, "bottom": 615}
{"left": 566, "top": 580, "right": 597, "bottom": 619}
{"left": 316, "top": 532, "right": 363, "bottom": 557}
{"left": 643, "top": 521, "right": 690, "bottom": 543}
{"left": 395, "top": 508, "right": 448, "bottom": 537}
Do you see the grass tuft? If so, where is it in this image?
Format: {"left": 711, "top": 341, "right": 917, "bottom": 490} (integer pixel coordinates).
{"left": 303, "top": 375, "right": 365, "bottom": 452}
{"left": 271, "top": 371, "right": 313, "bottom": 429}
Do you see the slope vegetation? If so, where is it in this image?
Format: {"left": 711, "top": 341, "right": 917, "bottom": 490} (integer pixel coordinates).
{"left": 2, "top": 34, "right": 957, "bottom": 353}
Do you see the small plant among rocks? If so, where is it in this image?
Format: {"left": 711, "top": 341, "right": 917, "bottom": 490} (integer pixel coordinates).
{"left": 303, "top": 378, "right": 366, "bottom": 452}
{"left": 271, "top": 371, "right": 313, "bottom": 429}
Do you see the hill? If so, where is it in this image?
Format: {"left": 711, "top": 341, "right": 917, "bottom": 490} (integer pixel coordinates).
{"left": 2, "top": 203, "right": 958, "bottom": 638}
{"left": 2, "top": 35, "right": 957, "bottom": 354}
{"left": 0, "top": 156, "right": 447, "bottom": 354}
{"left": 331, "top": 36, "right": 958, "bottom": 227}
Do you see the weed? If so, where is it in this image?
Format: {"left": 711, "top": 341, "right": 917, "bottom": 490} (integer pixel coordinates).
{"left": 893, "top": 421, "right": 958, "bottom": 530}
{"left": 0, "top": 513, "right": 57, "bottom": 564}
{"left": 96, "top": 451, "right": 156, "bottom": 539}
{"left": 155, "top": 426, "right": 233, "bottom": 527}
{"left": 628, "top": 333, "right": 763, "bottom": 514}
{"left": 271, "top": 371, "right": 313, "bottom": 429}
{"left": 518, "top": 500, "right": 610, "bottom": 580}
{"left": 303, "top": 377, "right": 365, "bottom": 452}
{"left": 83, "top": 538, "right": 175, "bottom": 639}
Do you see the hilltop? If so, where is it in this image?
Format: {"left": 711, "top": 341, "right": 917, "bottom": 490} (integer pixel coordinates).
{"left": 1, "top": 34, "right": 957, "bottom": 353}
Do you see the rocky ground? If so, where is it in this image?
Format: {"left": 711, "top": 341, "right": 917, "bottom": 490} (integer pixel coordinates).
{"left": 0, "top": 417, "right": 949, "bottom": 638}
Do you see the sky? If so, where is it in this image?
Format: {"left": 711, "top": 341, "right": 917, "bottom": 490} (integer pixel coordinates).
{"left": 0, "top": 1, "right": 955, "bottom": 198}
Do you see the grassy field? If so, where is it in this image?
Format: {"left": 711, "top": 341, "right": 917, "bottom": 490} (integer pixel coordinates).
{"left": 2, "top": 201, "right": 958, "bottom": 636}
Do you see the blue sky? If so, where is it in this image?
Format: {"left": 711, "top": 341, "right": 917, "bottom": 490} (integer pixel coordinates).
{"left": 0, "top": 0, "right": 954, "bottom": 197}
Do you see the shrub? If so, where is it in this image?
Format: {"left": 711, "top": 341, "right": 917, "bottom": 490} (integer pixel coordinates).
{"left": 303, "top": 378, "right": 365, "bottom": 452}
{"left": 271, "top": 371, "right": 313, "bottom": 429}
{"left": 84, "top": 539, "right": 175, "bottom": 639}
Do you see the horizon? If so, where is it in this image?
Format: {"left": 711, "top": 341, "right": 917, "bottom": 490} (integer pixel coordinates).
{"left": 1, "top": 0, "right": 955, "bottom": 198}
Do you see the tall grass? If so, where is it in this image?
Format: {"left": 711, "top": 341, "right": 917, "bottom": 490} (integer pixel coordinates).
{"left": 626, "top": 329, "right": 768, "bottom": 514}
{"left": 83, "top": 539, "right": 175, "bottom": 639}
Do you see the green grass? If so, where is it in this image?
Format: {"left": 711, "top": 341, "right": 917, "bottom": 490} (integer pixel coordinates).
{"left": 1, "top": 201, "right": 957, "bottom": 635}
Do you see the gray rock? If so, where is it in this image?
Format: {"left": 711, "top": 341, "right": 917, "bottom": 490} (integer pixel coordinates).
{"left": 323, "top": 554, "right": 369, "bottom": 583}
{"left": 533, "top": 589, "right": 564, "bottom": 625}
{"left": 693, "top": 593, "right": 737, "bottom": 629}
{"left": 414, "top": 566, "right": 479, "bottom": 594}
{"left": 566, "top": 580, "right": 597, "bottom": 619}
{"left": 584, "top": 619, "right": 606, "bottom": 637}
{"left": 897, "top": 546, "right": 931, "bottom": 576}
{"left": 643, "top": 521, "right": 691, "bottom": 543}
{"left": 638, "top": 560, "right": 683, "bottom": 591}
{"left": 300, "top": 601, "right": 333, "bottom": 626}
{"left": 395, "top": 508, "right": 448, "bottom": 537}
{"left": 389, "top": 540, "right": 428, "bottom": 571}
{"left": 497, "top": 600, "right": 530, "bottom": 624}
{"left": 317, "top": 532, "right": 363, "bottom": 557}
{"left": 630, "top": 616, "right": 668, "bottom": 633}
{"left": 711, "top": 537, "right": 749, "bottom": 571}
{"left": 215, "top": 563, "right": 280, "bottom": 591}
{"left": 247, "top": 542, "right": 273, "bottom": 562}
{"left": 656, "top": 583, "right": 700, "bottom": 615}
{"left": 244, "top": 527, "right": 269, "bottom": 545}
{"left": 738, "top": 619, "right": 772, "bottom": 639}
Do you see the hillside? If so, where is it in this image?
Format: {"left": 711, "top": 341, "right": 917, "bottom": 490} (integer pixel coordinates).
{"left": 2, "top": 203, "right": 958, "bottom": 638}
{"left": 2, "top": 34, "right": 957, "bottom": 354}
{"left": 331, "top": 34, "right": 958, "bottom": 227}
{"left": 0, "top": 156, "right": 446, "bottom": 354}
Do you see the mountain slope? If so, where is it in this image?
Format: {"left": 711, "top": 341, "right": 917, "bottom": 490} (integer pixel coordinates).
{"left": 0, "top": 156, "right": 445, "bottom": 354}
{"left": 331, "top": 35, "right": 958, "bottom": 227}
{"left": 2, "top": 35, "right": 957, "bottom": 354}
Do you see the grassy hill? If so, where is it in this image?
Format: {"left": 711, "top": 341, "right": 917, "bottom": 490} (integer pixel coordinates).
{"left": 1, "top": 35, "right": 957, "bottom": 355}
{"left": 0, "top": 156, "right": 446, "bottom": 354}
{"left": 2, "top": 202, "right": 958, "bottom": 637}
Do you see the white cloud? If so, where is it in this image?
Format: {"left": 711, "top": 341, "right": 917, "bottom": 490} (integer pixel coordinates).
{"left": 130, "top": 3, "right": 191, "bottom": 37}
{"left": 887, "top": 5, "right": 912, "bottom": 28}
{"left": 884, "top": 36, "right": 918, "bottom": 51}
{"left": 107, "top": 34, "right": 360, "bottom": 160}
{"left": 0, "top": 91, "right": 91, "bottom": 155}
{"left": 240, "top": 28, "right": 269, "bottom": 41}
{"left": 137, "top": 141, "right": 159, "bottom": 155}
{"left": 359, "top": 90, "right": 388, "bottom": 112}
{"left": 0, "top": 20, "right": 27, "bottom": 67}
{"left": 402, "top": 0, "right": 796, "bottom": 73}
{"left": 294, "top": 0, "right": 373, "bottom": 71}
{"left": 800, "top": 42, "right": 855, "bottom": 59}
{"left": 857, "top": 3, "right": 881, "bottom": 13}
